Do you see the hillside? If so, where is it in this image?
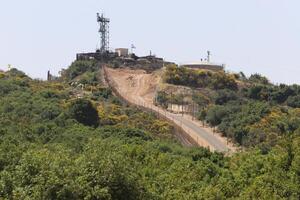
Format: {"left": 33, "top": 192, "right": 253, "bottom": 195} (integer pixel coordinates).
{"left": 1, "top": 63, "right": 300, "bottom": 199}
{"left": 103, "top": 66, "right": 234, "bottom": 152}
{"left": 157, "top": 65, "right": 300, "bottom": 150}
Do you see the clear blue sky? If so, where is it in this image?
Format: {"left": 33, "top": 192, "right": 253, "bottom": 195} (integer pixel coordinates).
{"left": 1, "top": 0, "right": 299, "bottom": 84}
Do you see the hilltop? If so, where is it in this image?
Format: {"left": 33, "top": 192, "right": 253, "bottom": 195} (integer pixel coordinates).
{"left": 1, "top": 62, "right": 300, "bottom": 199}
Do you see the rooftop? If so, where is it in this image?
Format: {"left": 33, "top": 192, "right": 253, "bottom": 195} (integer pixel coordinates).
{"left": 180, "top": 61, "right": 224, "bottom": 67}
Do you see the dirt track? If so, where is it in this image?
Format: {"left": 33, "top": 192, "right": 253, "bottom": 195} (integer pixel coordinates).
{"left": 104, "top": 67, "right": 235, "bottom": 152}
{"left": 104, "top": 68, "right": 159, "bottom": 104}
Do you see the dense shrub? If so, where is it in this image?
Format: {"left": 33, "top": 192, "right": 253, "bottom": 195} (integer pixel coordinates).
{"left": 164, "top": 65, "right": 237, "bottom": 90}
{"left": 68, "top": 99, "right": 99, "bottom": 127}
{"left": 2, "top": 67, "right": 300, "bottom": 199}
{"left": 62, "top": 60, "right": 98, "bottom": 80}
{"left": 286, "top": 95, "right": 300, "bottom": 108}
{"left": 249, "top": 73, "right": 269, "bottom": 84}
{"left": 213, "top": 89, "right": 238, "bottom": 105}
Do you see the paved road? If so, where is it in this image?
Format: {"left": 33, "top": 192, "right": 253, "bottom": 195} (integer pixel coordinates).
{"left": 136, "top": 100, "right": 231, "bottom": 152}
{"left": 170, "top": 113, "right": 230, "bottom": 152}
{"left": 144, "top": 102, "right": 230, "bottom": 152}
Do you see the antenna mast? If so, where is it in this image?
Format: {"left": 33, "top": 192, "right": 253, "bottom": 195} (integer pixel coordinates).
{"left": 207, "top": 51, "right": 211, "bottom": 62}
{"left": 97, "top": 12, "right": 110, "bottom": 53}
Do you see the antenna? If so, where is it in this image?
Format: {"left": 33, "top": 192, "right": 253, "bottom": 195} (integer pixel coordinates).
{"left": 97, "top": 12, "right": 110, "bottom": 53}
{"left": 207, "top": 51, "right": 211, "bottom": 62}
{"left": 131, "top": 44, "right": 136, "bottom": 54}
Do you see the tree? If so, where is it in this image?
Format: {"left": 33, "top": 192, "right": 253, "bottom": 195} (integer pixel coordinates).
{"left": 192, "top": 92, "right": 210, "bottom": 107}
{"left": 69, "top": 99, "right": 99, "bottom": 127}
{"left": 7, "top": 68, "right": 27, "bottom": 78}
{"left": 156, "top": 91, "right": 168, "bottom": 107}
{"left": 205, "top": 105, "right": 228, "bottom": 126}
{"left": 247, "top": 85, "right": 265, "bottom": 100}
{"left": 270, "top": 84, "right": 295, "bottom": 103}
{"left": 211, "top": 72, "right": 238, "bottom": 90}
{"left": 63, "top": 60, "right": 98, "bottom": 80}
{"left": 249, "top": 73, "right": 269, "bottom": 84}
{"left": 213, "top": 89, "right": 237, "bottom": 105}
{"left": 287, "top": 95, "right": 300, "bottom": 108}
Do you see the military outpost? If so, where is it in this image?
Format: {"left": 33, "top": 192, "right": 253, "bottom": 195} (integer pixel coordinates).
{"left": 76, "top": 13, "right": 164, "bottom": 70}
{"left": 75, "top": 12, "right": 225, "bottom": 71}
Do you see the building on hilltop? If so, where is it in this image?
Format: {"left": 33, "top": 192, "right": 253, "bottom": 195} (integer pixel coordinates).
{"left": 76, "top": 12, "right": 166, "bottom": 70}
{"left": 180, "top": 51, "right": 225, "bottom": 71}
{"left": 115, "top": 48, "right": 129, "bottom": 57}
{"left": 180, "top": 61, "right": 225, "bottom": 71}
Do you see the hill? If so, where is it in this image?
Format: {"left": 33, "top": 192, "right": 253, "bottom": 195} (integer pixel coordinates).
{"left": 1, "top": 63, "right": 300, "bottom": 199}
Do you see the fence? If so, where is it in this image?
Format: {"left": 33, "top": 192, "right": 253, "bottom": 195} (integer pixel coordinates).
{"left": 102, "top": 66, "right": 201, "bottom": 147}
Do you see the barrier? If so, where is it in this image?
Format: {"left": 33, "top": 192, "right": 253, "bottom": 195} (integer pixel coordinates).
{"left": 102, "top": 66, "right": 199, "bottom": 147}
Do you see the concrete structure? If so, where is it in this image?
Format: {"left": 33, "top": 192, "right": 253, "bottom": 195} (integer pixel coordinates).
{"left": 115, "top": 48, "right": 129, "bottom": 57}
{"left": 76, "top": 51, "right": 117, "bottom": 61}
{"left": 76, "top": 52, "right": 97, "bottom": 60}
{"left": 140, "top": 55, "right": 163, "bottom": 62}
{"left": 180, "top": 51, "right": 225, "bottom": 71}
{"left": 180, "top": 61, "right": 225, "bottom": 71}
{"left": 167, "top": 103, "right": 192, "bottom": 114}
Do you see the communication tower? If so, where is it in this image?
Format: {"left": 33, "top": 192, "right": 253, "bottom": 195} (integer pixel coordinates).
{"left": 97, "top": 13, "right": 110, "bottom": 53}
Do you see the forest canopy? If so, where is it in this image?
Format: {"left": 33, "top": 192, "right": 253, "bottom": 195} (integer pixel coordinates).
{"left": 1, "top": 63, "right": 300, "bottom": 199}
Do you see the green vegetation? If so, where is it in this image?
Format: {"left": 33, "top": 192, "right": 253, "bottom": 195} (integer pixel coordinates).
{"left": 158, "top": 65, "right": 300, "bottom": 149}
{"left": 1, "top": 64, "right": 300, "bottom": 199}
{"left": 61, "top": 60, "right": 98, "bottom": 80}
{"left": 164, "top": 64, "right": 238, "bottom": 90}
{"left": 69, "top": 99, "right": 99, "bottom": 127}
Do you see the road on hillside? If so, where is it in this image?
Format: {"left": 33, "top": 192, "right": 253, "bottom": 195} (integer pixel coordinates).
{"left": 103, "top": 67, "right": 234, "bottom": 153}
{"left": 170, "top": 113, "right": 229, "bottom": 152}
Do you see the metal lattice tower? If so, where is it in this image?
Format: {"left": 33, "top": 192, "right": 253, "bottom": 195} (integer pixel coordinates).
{"left": 97, "top": 13, "right": 110, "bottom": 53}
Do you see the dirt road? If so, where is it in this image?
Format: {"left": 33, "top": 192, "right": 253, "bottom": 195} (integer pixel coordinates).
{"left": 104, "top": 67, "right": 235, "bottom": 153}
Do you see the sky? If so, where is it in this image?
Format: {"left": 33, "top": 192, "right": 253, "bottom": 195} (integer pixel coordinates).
{"left": 0, "top": 0, "right": 299, "bottom": 84}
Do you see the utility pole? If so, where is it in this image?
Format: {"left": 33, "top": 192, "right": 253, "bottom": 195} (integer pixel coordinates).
{"left": 131, "top": 44, "right": 136, "bottom": 54}
{"left": 181, "top": 90, "right": 184, "bottom": 117}
{"left": 192, "top": 88, "right": 195, "bottom": 120}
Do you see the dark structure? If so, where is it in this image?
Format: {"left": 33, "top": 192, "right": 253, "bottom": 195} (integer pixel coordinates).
{"left": 76, "top": 12, "right": 115, "bottom": 62}
{"left": 47, "top": 70, "right": 58, "bottom": 81}
{"left": 97, "top": 13, "right": 110, "bottom": 53}
{"left": 76, "top": 50, "right": 116, "bottom": 61}
{"left": 47, "top": 70, "right": 52, "bottom": 81}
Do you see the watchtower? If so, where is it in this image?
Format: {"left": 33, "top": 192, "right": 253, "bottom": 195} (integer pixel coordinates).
{"left": 97, "top": 13, "right": 110, "bottom": 53}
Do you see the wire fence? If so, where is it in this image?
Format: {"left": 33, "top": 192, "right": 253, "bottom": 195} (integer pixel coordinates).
{"left": 103, "top": 66, "right": 213, "bottom": 149}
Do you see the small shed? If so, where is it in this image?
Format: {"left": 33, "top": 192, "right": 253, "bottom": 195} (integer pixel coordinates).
{"left": 115, "top": 48, "right": 129, "bottom": 57}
